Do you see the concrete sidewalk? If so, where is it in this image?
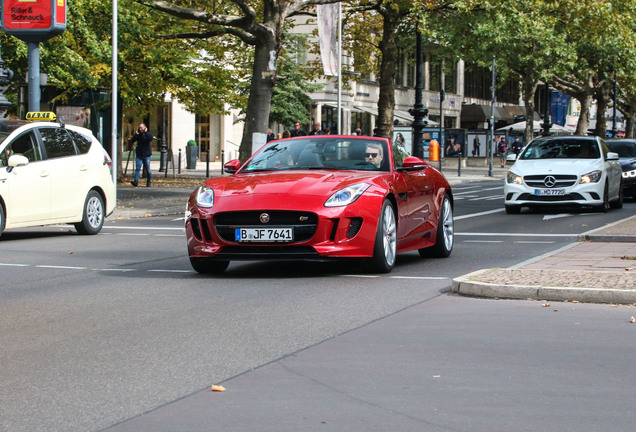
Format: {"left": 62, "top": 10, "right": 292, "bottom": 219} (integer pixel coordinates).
{"left": 112, "top": 161, "right": 636, "bottom": 304}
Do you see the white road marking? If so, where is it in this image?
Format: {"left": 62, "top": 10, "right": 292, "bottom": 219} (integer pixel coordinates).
{"left": 0, "top": 263, "right": 29, "bottom": 267}
{"left": 543, "top": 213, "right": 573, "bottom": 220}
{"left": 454, "top": 208, "right": 505, "bottom": 220}
{"left": 457, "top": 232, "right": 574, "bottom": 237}
{"left": 148, "top": 269, "right": 192, "bottom": 273}
{"left": 514, "top": 241, "right": 556, "bottom": 244}
{"left": 463, "top": 240, "right": 504, "bottom": 243}
{"left": 36, "top": 265, "right": 87, "bottom": 270}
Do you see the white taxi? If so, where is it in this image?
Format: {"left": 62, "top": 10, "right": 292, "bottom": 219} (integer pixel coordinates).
{"left": 0, "top": 112, "right": 116, "bottom": 237}
{"left": 504, "top": 136, "right": 622, "bottom": 213}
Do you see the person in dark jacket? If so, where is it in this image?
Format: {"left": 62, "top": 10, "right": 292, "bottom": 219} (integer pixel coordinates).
{"left": 130, "top": 123, "right": 154, "bottom": 187}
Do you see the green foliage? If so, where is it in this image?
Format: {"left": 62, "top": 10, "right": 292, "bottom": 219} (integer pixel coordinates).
{"left": 269, "top": 34, "right": 323, "bottom": 127}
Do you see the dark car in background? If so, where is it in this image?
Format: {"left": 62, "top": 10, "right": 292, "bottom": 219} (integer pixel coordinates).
{"left": 606, "top": 138, "right": 636, "bottom": 198}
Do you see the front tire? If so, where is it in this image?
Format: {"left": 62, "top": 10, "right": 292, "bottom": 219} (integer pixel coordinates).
{"left": 368, "top": 200, "right": 397, "bottom": 273}
{"left": 419, "top": 193, "right": 454, "bottom": 258}
{"left": 610, "top": 180, "right": 623, "bottom": 209}
{"left": 74, "top": 190, "right": 105, "bottom": 235}
{"left": 0, "top": 204, "right": 5, "bottom": 238}
{"left": 597, "top": 182, "right": 610, "bottom": 213}
{"left": 190, "top": 258, "right": 230, "bottom": 274}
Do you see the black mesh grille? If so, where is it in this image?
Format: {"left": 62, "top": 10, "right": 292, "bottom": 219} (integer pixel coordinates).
{"left": 347, "top": 218, "right": 363, "bottom": 239}
{"left": 518, "top": 193, "right": 585, "bottom": 202}
{"left": 214, "top": 211, "right": 318, "bottom": 243}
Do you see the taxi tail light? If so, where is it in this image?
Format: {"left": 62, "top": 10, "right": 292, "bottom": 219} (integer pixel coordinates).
{"left": 103, "top": 149, "right": 113, "bottom": 169}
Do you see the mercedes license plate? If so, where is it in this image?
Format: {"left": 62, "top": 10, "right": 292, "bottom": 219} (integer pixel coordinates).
{"left": 235, "top": 227, "right": 293, "bottom": 242}
{"left": 535, "top": 189, "right": 565, "bottom": 196}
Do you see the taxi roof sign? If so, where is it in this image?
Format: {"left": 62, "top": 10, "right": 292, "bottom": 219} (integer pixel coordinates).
{"left": 26, "top": 111, "right": 57, "bottom": 121}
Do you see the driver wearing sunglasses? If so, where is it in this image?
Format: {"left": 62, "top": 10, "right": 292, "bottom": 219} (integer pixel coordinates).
{"left": 365, "top": 143, "right": 384, "bottom": 169}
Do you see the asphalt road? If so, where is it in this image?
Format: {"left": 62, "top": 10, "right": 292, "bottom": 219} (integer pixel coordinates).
{"left": 1, "top": 179, "right": 635, "bottom": 431}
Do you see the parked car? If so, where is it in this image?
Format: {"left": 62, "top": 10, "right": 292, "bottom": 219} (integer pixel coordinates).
{"left": 606, "top": 138, "right": 636, "bottom": 198}
{"left": 504, "top": 136, "right": 622, "bottom": 213}
{"left": 0, "top": 113, "right": 116, "bottom": 237}
{"left": 185, "top": 135, "right": 454, "bottom": 274}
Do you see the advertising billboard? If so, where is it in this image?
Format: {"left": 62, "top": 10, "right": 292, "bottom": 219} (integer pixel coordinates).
{"left": 1, "top": 0, "right": 66, "bottom": 43}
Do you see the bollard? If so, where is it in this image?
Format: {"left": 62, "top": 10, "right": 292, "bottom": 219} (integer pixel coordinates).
{"left": 457, "top": 152, "right": 462, "bottom": 177}
{"left": 178, "top": 148, "right": 182, "bottom": 174}
{"left": 221, "top": 149, "right": 225, "bottom": 175}
{"left": 206, "top": 151, "right": 210, "bottom": 178}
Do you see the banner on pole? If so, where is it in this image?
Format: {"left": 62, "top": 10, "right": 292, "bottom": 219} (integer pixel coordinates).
{"left": 316, "top": 4, "right": 339, "bottom": 77}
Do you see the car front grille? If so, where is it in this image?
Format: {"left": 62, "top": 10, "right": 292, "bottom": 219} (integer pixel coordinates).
{"left": 214, "top": 211, "right": 318, "bottom": 243}
{"left": 524, "top": 174, "right": 578, "bottom": 188}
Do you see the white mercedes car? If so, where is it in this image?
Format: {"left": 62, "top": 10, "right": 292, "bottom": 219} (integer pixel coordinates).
{"left": 0, "top": 113, "right": 116, "bottom": 237}
{"left": 504, "top": 136, "right": 623, "bottom": 213}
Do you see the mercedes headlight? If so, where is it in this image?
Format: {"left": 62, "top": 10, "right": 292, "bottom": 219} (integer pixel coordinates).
{"left": 325, "top": 183, "right": 370, "bottom": 207}
{"left": 507, "top": 171, "right": 523, "bottom": 185}
{"left": 580, "top": 170, "right": 602, "bottom": 184}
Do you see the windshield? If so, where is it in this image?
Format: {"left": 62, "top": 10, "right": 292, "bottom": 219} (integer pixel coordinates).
{"left": 241, "top": 137, "right": 391, "bottom": 173}
{"left": 607, "top": 140, "right": 636, "bottom": 158}
{"left": 520, "top": 138, "right": 600, "bottom": 160}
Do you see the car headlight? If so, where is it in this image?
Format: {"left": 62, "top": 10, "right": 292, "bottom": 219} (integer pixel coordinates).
{"left": 507, "top": 171, "right": 523, "bottom": 185}
{"left": 325, "top": 183, "right": 371, "bottom": 207}
{"left": 580, "top": 170, "right": 602, "bottom": 184}
{"left": 195, "top": 185, "right": 214, "bottom": 208}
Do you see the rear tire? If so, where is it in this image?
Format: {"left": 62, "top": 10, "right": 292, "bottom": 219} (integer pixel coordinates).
{"left": 419, "top": 194, "right": 454, "bottom": 258}
{"left": 368, "top": 200, "right": 397, "bottom": 273}
{"left": 74, "top": 190, "right": 105, "bottom": 235}
{"left": 190, "top": 258, "right": 229, "bottom": 274}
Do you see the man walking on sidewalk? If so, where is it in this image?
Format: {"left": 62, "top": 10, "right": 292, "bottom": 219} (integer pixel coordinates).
{"left": 130, "top": 123, "right": 154, "bottom": 187}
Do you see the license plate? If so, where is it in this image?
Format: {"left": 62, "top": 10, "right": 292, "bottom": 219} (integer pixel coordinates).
{"left": 535, "top": 189, "right": 566, "bottom": 196}
{"left": 235, "top": 227, "right": 293, "bottom": 242}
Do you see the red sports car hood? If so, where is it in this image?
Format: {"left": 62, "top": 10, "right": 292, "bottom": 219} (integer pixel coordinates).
{"left": 208, "top": 170, "right": 384, "bottom": 197}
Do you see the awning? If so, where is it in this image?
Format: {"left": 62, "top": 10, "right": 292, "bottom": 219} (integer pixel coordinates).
{"left": 322, "top": 103, "right": 363, "bottom": 112}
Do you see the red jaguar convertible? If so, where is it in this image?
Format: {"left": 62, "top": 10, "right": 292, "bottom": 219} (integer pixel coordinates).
{"left": 185, "top": 136, "right": 454, "bottom": 274}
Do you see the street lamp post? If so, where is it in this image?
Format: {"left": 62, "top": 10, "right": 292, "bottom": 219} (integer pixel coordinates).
{"left": 541, "top": 82, "right": 551, "bottom": 137}
{"left": 410, "top": 29, "right": 428, "bottom": 159}
{"left": 611, "top": 71, "right": 618, "bottom": 137}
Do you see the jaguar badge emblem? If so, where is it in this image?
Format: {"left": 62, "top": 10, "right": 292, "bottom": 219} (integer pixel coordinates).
{"left": 259, "top": 213, "right": 270, "bottom": 223}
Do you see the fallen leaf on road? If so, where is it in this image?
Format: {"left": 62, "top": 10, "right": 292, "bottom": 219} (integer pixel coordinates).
{"left": 542, "top": 303, "right": 550, "bottom": 307}
{"left": 68, "top": 251, "right": 74, "bottom": 255}
{"left": 630, "top": 317, "right": 635, "bottom": 323}
{"left": 211, "top": 385, "right": 226, "bottom": 392}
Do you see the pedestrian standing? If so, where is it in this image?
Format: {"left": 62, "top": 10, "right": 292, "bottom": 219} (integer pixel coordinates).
{"left": 291, "top": 122, "right": 307, "bottom": 137}
{"left": 497, "top": 137, "right": 507, "bottom": 168}
{"left": 130, "top": 123, "right": 154, "bottom": 187}
{"left": 308, "top": 122, "right": 325, "bottom": 135}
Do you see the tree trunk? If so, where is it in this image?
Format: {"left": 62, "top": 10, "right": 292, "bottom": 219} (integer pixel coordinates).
{"left": 376, "top": 9, "right": 399, "bottom": 139}
{"left": 593, "top": 81, "right": 610, "bottom": 138}
{"left": 575, "top": 92, "right": 593, "bottom": 136}
{"left": 239, "top": 35, "right": 279, "bottom": 162}
{"left": 521, "top": 73, "right": 539, "bottom": 144}
{"left": 624, "top": 106, "right": 635, "bottom": 138}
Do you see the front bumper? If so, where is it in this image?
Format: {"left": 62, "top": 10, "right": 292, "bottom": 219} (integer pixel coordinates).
{"left": 504, "top": 182, "right": 605, "bottom": 207}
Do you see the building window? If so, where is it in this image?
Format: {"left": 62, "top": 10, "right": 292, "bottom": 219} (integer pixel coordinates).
{"left": 195, "top": 114, "right": 210, "bottom": 156}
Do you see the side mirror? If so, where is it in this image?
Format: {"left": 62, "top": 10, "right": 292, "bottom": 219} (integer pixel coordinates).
{"left": 223, "top": 159, "right": 242, "bottom": 174}
{"left": 398, "top": 156, "right": 428, "bottom": 171}
{"left": 8, "top": 154, "right": 29, "bottom": 168}
{"left": 606, "top": 152, "right": 619, "bottom": 161}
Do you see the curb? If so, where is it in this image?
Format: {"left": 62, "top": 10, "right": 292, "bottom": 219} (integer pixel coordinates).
{"left": 452, "top": 269, "right": 636, "bottom": 305}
